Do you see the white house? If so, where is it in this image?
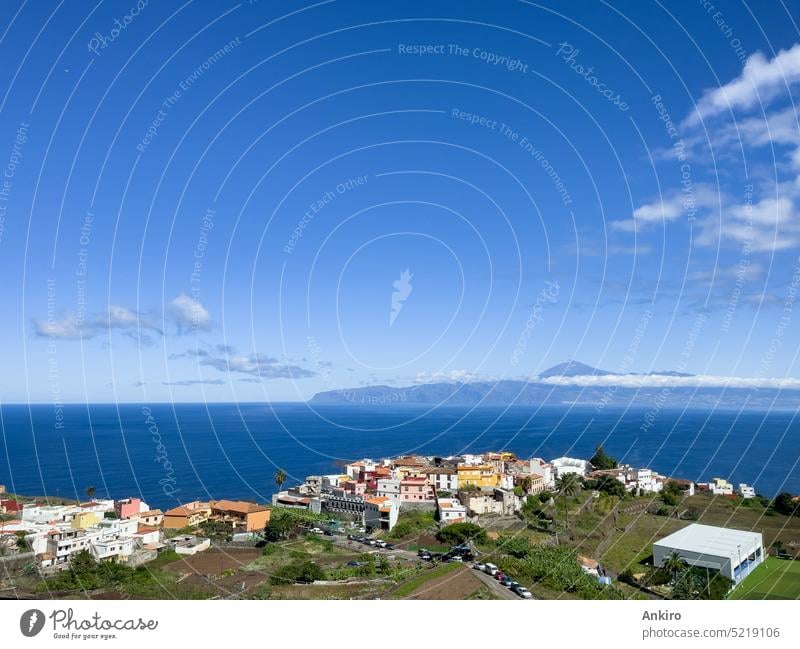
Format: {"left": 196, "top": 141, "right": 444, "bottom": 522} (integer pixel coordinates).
{"left": 91, "top": 537, "right": 135, "bottom": 563}
{"left": 551, "top": 457, "right": 590, "bottom": 479}
{"left": 424, "top": 468, "right": 458, "bottom": 492}
{"left": 376, "top": 478, "right": 401, "bottom": 504}
{"left": 710, "top": 478, "right": 734, "bottom": 495}
{"left": 653, "top": 524, "right": 764, "bottom": 585}
{"left": 437, "top": 497, "right": 467, "bottom": 525}
{"left": 738, "top": 484, "right": 756, "bottom": 499}
{"left": 21, "top": 504, "right": 73, "bottom": 524}
{"left": 363, "top": 497, "right": 398, "bottom": 531}
{"left": 528, "top": 458, "right": 554, "bottom": 489}
{"left": 345, "top": 460, "right": 376, "bottom": 480}
{"left": 170, "top": 535, "right": 210, "bottom": 556}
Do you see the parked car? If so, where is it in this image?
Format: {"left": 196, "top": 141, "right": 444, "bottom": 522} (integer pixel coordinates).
{"left": 375, "top": 540, "right": 387, "bottom": 548}
{"left": 512, "top": 584, "right": 532, "bottom": 598}
{"left": 494, "top": 571, "right": 506, "bottom": 581}
{"left": 448, "top": 555, "right": 463, "bottom": 562}
{"left": 323, "top": 530, "right": 333, "bottom": 536}
{"left": 473, "top": 562, "right": 486, "bottom": 571}
{"left": 500, "top": 576, "right": 513, "bottom": 587}
{"left": 420, "top": 553, "right": 432, "bottom": 561}
{"left": 384, "top": 543, "right": 394, "bottom": 550}
{"left": 347, "top": 561, "right": 362, "bottom": 567}
{"left": 417, "top": 549, "right": 429, "bottom": 557}
{"left": 365, "top": 539, "right": 376, "bottom": 546}
{"left": 484, "top": 563, "right": 498, "bottom": 576}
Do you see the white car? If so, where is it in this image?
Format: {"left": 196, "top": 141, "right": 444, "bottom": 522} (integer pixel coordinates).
{"left": 514, "top": 586, "right": 533, "bottom": 599}
{"left": 473, "top": 562, "right": 486, "bottom": 571}
{"left": 484, "top": 563, "right": 498, "bottom": 576}
{"left": 375, "top": 540, "right": 388, "bottom": 548}
{"left": 448, "top": 555, "right": 463, "bottom": 562}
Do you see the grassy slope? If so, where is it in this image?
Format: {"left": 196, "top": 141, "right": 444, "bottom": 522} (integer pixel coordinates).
{"left": 730, "top": 558, "right": 800, "bottom": 600}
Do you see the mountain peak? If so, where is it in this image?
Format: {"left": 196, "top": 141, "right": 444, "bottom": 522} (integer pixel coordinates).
{"left": 537, "top": 361, "right": 611, "bottom": 378}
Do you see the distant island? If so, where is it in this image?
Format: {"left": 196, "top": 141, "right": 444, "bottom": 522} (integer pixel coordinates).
{"left": 310, "top": 361, "right": 799, "bottom": 409}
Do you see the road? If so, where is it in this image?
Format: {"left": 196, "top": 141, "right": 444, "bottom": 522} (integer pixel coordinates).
{"left": 472, "top": 568, "right": 526, "bottom": 600}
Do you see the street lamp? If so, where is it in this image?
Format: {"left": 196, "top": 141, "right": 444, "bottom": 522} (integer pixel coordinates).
{"left": 737, "top": 544, "right": 742, "bottom": 582}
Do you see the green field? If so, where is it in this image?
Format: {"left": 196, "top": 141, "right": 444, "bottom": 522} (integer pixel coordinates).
{"left": 730, "top": 558, "right": 800, "bottom": 600}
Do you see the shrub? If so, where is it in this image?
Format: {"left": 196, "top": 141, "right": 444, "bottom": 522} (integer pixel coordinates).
{"left": 436, "top": 522, "right": 487, "bottom": 545}
{"left": 270, "top": 560, "right": 325, "bottom": 585}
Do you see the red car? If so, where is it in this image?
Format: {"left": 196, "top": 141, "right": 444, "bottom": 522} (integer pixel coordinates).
{"left": 494, "top": 571, "right": 506, "bottom": 581}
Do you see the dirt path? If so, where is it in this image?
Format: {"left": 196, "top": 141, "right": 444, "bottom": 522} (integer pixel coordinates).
{"left": 405, "top": 565, "right": 484, "bottom": 600}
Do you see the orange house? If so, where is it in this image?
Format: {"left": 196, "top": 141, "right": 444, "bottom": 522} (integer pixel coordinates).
{"left": 209, "top": 500, "right": 271, "bottom": 531}
{"left": 163, "top": 501, "right": 212, "bottom": 529}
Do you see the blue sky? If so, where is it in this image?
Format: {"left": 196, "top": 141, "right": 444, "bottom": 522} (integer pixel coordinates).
{"left": 2, "top": 0, "right": 800, "bottom": 402}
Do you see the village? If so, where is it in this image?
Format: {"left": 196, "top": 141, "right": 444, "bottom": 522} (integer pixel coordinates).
{"left": 1, "top": 450, "right": 798, "bottom": 601}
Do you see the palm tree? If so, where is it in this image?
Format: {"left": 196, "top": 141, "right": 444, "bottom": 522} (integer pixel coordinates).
{"left": 672, "top": 568, "right": 699, "bottom": 599}
{"left": 85, "top": 485, "right": 96, "bottom": 501}
{"left": 556, "top": 473, "right": 582, "bottom": 529}
{"left": 662, "top": 551, "right": 687, "bottom": 582}
{"left": 274, "top": 469, "right": 287, "bottom": 490}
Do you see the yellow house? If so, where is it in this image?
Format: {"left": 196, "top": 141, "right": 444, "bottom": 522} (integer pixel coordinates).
{"left": 457, "top": 464, "right": 500, "bottom": 488}
{"left": 71, "top": 511, "right": 100, "bottom": 529}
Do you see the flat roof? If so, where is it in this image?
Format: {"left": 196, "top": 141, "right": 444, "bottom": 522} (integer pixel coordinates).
{"left": 654, "top": 524, "right": 762, "bottom": 560}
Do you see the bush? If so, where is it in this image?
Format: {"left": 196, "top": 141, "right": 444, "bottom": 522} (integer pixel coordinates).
{"left": 270, "top": 560, "right": 325, "bottom": 585}
{"left": 387, "top": 511, "right": 435, "bottom": 539}
{"left": 436, "top": 522, "right": 487, "bottom": 545}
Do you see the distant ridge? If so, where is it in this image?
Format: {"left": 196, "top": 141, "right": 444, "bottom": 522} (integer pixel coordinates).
{"left": 308, "top": 361, "right": 798, "bottom": 408}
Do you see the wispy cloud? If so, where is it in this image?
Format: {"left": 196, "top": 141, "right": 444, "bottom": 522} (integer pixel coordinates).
{"left": 33, "top": 306, "right": 162, "bottom": 340}
{"left": 685, "top": 44, "right": 800, "bottom": 126}
{"left": 162, "top": 379, "right": 226, "bottom": 387}
{"left": 536, "top": 374, "right": 800, "bottom": 390}
{"left": 621, "top": 45, "right": 800, "bottom": 253}
{"left": 171, "top": 344, "right": 316, "bottom": 379}
{"left": 34, "top": 294, "right": 210, "bottom": 341}
{"left": 414, "top": 369, "right": 485, "bottom": 384}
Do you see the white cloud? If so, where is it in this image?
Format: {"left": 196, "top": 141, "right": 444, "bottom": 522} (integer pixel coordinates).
{"left": 167, "top": 293, "right": 210, "bottom": 332}
{"left": 33, "top": 313, "right": 92, "bottom": 339}
{"left": 34, "top": 306, "right": 162, "bottom": 340}
{"left": 414, "top": 370, "right": 484, "bottom": 384}
{"left": 686, "top": 44, "right": 800, "bottom": 125}
{"left": 536, "top": 374, "right": 800, "bottom": 390}
{"left": 174, "top": 345, "right": 315, "bottom": 379}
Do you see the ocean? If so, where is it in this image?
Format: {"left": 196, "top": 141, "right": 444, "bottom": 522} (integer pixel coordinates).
{"left": 0, "top": 403, "right": 798, "bottom": 510}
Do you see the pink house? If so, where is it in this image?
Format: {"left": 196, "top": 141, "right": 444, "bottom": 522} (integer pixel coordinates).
{"left": 115, "top": 497, "right": 144, "bottom": 519}
{"left": 343, "top": 481, "right": 366, "bottom": 497}
{"left": 400, "top": 476, "right": 433, "bottom": 502}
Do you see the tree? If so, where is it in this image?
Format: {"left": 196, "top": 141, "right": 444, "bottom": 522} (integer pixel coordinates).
{"left": 435, "top": 522, "right": 487, "bottom": 545}
{"left": 589, "top": 445, "right": 617, "bottom": 470}
{"left": 14, "top": 531, "right": 30, "bottom": 552}
{"left": 270, "top": 560, "right": 324, "bottom": 584}
{"left": 85, "top": 486, "right": 96, "bottom": 501}
{"left": 556, "top": 473, "right": 582, "bottom": 529}
{"left": 771, "top": 492, "right": 798, "bottom": 516}
{"left": 274, "top": 469, "right": 288, "bottom": 491}
{"left": 672, "top": 567, "right": 732, "bottom": 600}
{"left": 671, "top": 568, "right": 699, "bottom": 599}
{"left": 661, "top": 490, "right": 679, "bottom": 507}
{"left": 662, "top": 551, "right": 687, "bottom": 582}
{"left": 263, "top": 509, "right": 298, "bottom": 542}
{"left": 594, "top": 475, "right": 627, "bottom": 498}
